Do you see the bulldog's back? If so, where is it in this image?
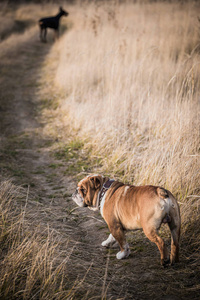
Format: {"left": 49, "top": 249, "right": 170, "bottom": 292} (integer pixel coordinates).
{"left": 102, "top": 182, "right": 174, "bottom": 231}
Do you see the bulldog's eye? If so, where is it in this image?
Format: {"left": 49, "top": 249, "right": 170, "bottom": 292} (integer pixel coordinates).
{"left": 81, "top": 188, "right": 87, "bottom": 195}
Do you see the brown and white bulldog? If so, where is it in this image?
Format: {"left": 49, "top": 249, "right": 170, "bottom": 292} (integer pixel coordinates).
{"left": 72, "top": 174, "right": 181, "bottom": 266}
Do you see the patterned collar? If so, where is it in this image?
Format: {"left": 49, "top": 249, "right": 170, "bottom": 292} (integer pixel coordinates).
{"left": 96, "top": 179, "right": 115, "bottom": 208}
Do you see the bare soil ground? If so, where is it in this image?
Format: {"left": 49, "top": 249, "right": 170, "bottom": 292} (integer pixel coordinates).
{"left": 0, "top": 15, "right": 199, "bottom": 300}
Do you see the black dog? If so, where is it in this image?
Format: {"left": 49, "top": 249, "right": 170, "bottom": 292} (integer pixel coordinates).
{"left": 39, "top": 7, "right": 68, "bottom": 42}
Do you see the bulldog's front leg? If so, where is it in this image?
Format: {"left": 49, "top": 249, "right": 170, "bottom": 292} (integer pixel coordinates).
{"left": 108, "top": 222, "right": 130, "bottom": 259}
{"left": 102, "top": 234, "right": 130, "bottom": 259}
{"left": 116, "top": 243, "right": 130, "bottom": 259}
{"left": 101, "top": 233, "right": 116, "bottom": 247}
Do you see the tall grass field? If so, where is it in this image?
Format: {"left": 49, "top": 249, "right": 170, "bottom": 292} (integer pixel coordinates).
{"left": 47, "top": 0, "right": 200, "bottom": 264}
{"left": 53, "top": 0, "right": 200, "bottom": 197}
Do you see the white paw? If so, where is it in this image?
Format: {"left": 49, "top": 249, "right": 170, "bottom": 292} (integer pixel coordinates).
{"left": 101, "top": 234, "right": 116, "bottom": 247}
{"left": 101, "top": 240, "right": 109, "bottom": 247}
{"left": 116, "top": 245, "right": 130, "bottom": 259}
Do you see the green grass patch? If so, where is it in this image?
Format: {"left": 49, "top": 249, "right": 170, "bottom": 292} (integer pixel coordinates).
{"left": 53, "top": 139, "right": 101, "bottom": 177}
{"left": 54, "top": 139, "right": 84, "bottom": 161}
{"left": 49, "top": 163, "right": 64, "bottom": 169}
{"left": 40, "top": 97, "right": 59, "bottom": 110}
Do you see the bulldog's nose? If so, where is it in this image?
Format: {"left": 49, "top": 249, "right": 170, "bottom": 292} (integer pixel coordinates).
{"left": 72, "top": 188, "right": 78, "bottom": 198}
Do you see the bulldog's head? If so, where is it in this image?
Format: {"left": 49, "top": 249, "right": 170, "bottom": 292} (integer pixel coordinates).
{"left": 72, "top": 175, "right": 104, "bottom": 210}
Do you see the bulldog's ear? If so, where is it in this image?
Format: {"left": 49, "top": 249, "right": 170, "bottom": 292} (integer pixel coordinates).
{"left": 89, "top": 176, "right": 102, "bottom": 189}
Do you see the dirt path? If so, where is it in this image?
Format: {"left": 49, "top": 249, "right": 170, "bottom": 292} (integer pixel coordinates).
{"left": 0, "top": 25, "right": 199, "bottom": 300}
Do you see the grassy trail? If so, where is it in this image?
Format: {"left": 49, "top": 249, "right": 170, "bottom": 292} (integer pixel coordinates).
{"left": 0, "top": 22, "right": 110, "bottom": 299}
{"left": 0, "top": 9, "right": 199, "bottom": 300}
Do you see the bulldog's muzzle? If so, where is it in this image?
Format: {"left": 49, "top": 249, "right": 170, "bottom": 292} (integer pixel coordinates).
{"left": 72, "top": 188, "right": 85, "bottom": 207}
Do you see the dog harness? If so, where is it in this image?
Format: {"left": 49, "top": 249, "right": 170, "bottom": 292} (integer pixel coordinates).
{"left": 96, "top": 179, "right": 115, "bottom": 208}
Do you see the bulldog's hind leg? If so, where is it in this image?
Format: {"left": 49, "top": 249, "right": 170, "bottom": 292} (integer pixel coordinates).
{"left": 143, "top": 226, "right": 169, "bottom": 266}
{"left": 168, "top": 217, "right": 181, "bottom": 265}
{"left": 108, "top": 223, "right": 130, "bottom": 259}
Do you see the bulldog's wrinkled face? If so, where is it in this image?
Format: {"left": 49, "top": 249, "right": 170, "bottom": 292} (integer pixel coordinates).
{"left": 72, "top": 175, "right": 103, "bottom": 210}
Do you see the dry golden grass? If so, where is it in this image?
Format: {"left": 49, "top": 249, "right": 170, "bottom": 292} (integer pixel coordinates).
{"left": 0, "top": 181, "right": 75, "bottom": 299}
{"left": 52, "top": 1, "right": 200, "bottom": 196}
{"left": 42, "top": 0, "right": 200, "bottom": 258}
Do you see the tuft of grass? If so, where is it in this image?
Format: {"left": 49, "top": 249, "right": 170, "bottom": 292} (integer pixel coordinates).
{"left": 54, "top": 139, "right": 84, "bottom": 161}
{"left": 53, "top": 139, "right": 102, "bottom": 177}
{"left": 0, "top": 181, "right": 86, "bottom": 299}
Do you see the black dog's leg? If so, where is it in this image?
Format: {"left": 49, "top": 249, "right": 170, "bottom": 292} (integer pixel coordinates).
{"left": 54, "top": 29, "right": 59, "bottom": 40}
{"left": 43, "top": 28, "right": 47, "bottom": 43}
{"left": 40, "top": 26, "right": 43, "bottom": 42}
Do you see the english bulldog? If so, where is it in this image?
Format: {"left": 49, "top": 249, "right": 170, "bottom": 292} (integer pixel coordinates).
{"left": 72, "top": 174, "right": 181, "bottom": 266}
